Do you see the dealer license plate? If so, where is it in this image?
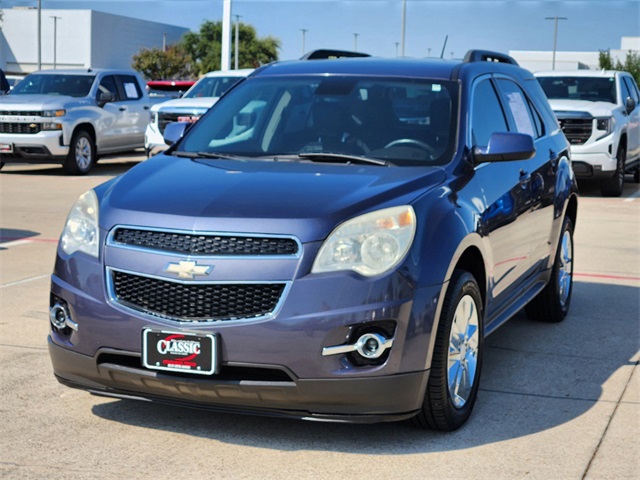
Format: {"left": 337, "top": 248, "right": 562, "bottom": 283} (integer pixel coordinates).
{"left": 0, "top": 143, "right": 13, "bottom": 153}
{"left": 142, "top": 329, "right": 217, "bottom": 375}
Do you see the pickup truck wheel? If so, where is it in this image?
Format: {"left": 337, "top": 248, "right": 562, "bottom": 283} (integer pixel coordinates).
{"left": 526, "top": 216, "right": 574, "bottom": 323}
{"left": 413, "top": 270, "right": 483, "bottom": 431}
{"left": 600, "top": 146, "right": 625, "bottom": 197}
{"left": 64, "top": 131, "right": 95, "bottom": 175}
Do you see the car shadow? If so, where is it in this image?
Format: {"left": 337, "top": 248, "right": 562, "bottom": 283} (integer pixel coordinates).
{"left": 0, "top": 228, "right": 41, "bottom": 250}
{"left": 0, "top": 152, "right": 145, "bottom": 177}
{"left": 90, "top": 280, "right": 639, "bottom": 452}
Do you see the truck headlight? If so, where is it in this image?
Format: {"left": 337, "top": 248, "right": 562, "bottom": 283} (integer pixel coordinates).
{"left": 60, "top": 190, "right": 99, "bottom": 258}
{"left": 41, "top": 123, "right": 63, "bottom": 131}
{"left": 312, "top": 206, "right": 416, "bottom": 276}
{"left": 42, "top": 109, "right": 66, "bottom": 117}
{"left": 595, "top": 117, "right": 614, "bottom": 135}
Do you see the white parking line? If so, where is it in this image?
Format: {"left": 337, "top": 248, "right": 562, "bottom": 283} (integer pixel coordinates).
{"left": 0, "top": 274, "right": 49, "bottom": 288}
{"left": 0, "top": 239, "right": 34, "bottom": 248}
{"left": 623, "top": 189, "right": 640, "bottom": 202}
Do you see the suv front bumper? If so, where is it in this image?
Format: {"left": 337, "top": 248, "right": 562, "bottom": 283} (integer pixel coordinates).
{"left": 49, "top": 337, "right": 428, "bottom": 423}
{"left": 569, "top": 136, "right": 617, "bottom": 179}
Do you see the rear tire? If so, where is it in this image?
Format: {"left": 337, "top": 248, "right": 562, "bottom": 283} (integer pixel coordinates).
{"left": 413, "top": 270, "right": 484, "bottom": 431}
{"left": 526, "top": 216, "right": 574, "bottom": 323}
{"left": 63, "top": 130, "right": 95, "bottom": 175}
{"left": 600, "top": 146, "right": 625, "bottom": 197}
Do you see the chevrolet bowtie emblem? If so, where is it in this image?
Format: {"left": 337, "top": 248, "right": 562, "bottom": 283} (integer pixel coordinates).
{"left": 164, "top": 260, "right": 213, "bottom": 279}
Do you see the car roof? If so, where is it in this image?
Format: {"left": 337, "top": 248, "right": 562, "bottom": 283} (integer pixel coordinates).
{"left": 202, "top": 69, "right": 255, "bottom": 78}
{"left": 535, "top": 70, "right": 618, "bottom": 78}
{"left": 31, "top": 68, "right": 141, "bottom": 77}
{"left": 253, "top": 55, "right": 532, "bottom": 82}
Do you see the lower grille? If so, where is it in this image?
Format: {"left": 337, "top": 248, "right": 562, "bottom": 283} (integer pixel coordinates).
{"left": 0, "top": 122, "right": 42, "bottom": 134}
{"left": 111, "top": 270, "right": 286, "bottom": 322}
{"left": 558, "top": 118, "right": 592, "bottom": 145}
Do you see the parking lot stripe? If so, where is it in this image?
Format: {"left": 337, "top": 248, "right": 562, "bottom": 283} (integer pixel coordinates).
{"left": 0, "top": 274, "right": 49, "bottom": 288}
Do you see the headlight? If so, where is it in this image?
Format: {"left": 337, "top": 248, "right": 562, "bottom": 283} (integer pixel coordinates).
{"left": 60, "top": 190, "right": 99, "bottom": 257}
{"left": 42, "top": 109, "right": 65, "bottom": 117}
{"left": 595, "top": 117, "right": 614, "bottom": 135}
{"left": 312, "top": 206, "right": 416, "bottom": 276}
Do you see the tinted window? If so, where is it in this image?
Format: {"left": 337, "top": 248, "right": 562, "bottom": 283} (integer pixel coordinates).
{"left": 98, "top": 76, "right": 119, "bottom": 102}
{"left": 497, "top": 79, "right": 540, "bottom": 138}
{"left": 10, "top": 74, "right": 94, "bottom": 97}
{"left": 537, "top": 76, "right": 616, "bottom": 103}
{"left": 179, "top": 76, "right": 458, "bottom": 166}
{"left": 472, "top": 79, "right": 509, "bottom": 147}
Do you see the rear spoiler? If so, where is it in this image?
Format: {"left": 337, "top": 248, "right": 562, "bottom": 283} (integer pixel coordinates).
{"left": 301, "top": 49, "right": 370, "bottom": 60}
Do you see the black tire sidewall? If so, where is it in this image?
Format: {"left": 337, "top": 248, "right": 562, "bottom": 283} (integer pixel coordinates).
{"left": 551, "top": 216, "right": 575, "bottom": 317}
{"left": 64, "top": 131, "right": 94, "bottom": 175}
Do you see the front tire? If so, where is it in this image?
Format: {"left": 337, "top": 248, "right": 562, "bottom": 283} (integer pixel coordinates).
{"left": 63, "top": 130, "right": 95, "bottom": 175}
{"left": 600, "top": 146, "right": 625, "bottom": 197}
{"left": 526, "top": 216, "right": 574, "bottom": 322}
{"left": 413, "top": 270, "right": 484, "bottom": 431}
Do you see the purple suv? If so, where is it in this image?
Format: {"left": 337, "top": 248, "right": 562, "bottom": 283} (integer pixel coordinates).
{"left": 48, "top": 50, "right": 578, "bottom": 431}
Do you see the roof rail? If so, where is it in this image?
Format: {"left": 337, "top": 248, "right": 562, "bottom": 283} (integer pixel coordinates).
{"left": 463, "top": 50, "right": 519, "bottom": 66}
{"left": 301, "top": 49, "right": 371, "bottom": 60}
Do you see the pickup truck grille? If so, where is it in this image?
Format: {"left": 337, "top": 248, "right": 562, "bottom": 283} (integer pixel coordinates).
{"left": 112, "top": 228, "right": 299, "bottom": 256}
{"left": 0, "top": 122, "right": 42, "bottom": 134}
{"left": 558, "top": 118, "right": 592, "bottom": 145}
{"left": 158, "top": 112, "right": 184, "bottom": 134}
{"left": 0, "top": 110, "right": 43, "bottom": 116}
{"left": 111, "top": 270, "right": 286, "bottom": 322}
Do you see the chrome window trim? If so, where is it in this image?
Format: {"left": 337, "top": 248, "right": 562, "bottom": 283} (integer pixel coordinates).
{"left": 105, "top": 266, "right": 291, "bottom": 325}
{"left": 106, "top": 225, "right": 303, "bottom": 259}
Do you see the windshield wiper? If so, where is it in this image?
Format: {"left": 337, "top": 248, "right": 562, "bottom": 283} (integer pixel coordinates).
{"left": 171, "top": 151, "right": 242, "bottom": 160}
{"left": 298, "top": 152, "right": 390, "bottom": 166}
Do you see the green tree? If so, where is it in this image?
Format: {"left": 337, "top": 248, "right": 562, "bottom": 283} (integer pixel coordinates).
{"left": 599, "top": 49, "right": 640, "bottom": 86}
{"left": 181, "top": 20, "right": 280, "bottom": 76}
{"left": 131, "top": 44, "right": 193, "bottom": 80}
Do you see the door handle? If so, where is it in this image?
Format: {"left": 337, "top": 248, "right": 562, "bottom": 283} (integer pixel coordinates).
{"left": 119, "top": 107, "right": 126, "bottom": 111}
{"left": 143, "top": 106, "right": 150, "bottom": 110}
{"left": 519, "top": 169, "right": 531, "bottom": 187}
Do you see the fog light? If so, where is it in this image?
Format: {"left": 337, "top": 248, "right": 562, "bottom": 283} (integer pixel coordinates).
{"left": 49, "top": 303, "right": 78, "bottom": 331}
{"left": 322, "top": 332, "right": 393, "bottom": 359}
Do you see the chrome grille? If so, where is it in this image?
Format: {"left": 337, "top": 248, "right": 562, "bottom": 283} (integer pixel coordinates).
{"left": 111, "top": 270, "right": 286, "bottom": 322}
{"left": 158, "top": 112, "right": 184, "bottom": 134}
{"left": 0, "top": 110, "right": 43, "bottom": 116}
{"left": 0, "top": 122, "right": 42, "bottom": 134}
{"left": 558, "top": 118, "right": 592, "bottom": 145}
{"left": 112, "top": 228, "right": 299, "bottom": 256}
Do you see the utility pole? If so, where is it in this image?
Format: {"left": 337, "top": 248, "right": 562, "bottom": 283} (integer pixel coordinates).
{"left": 545, "top": 16, "right": 568, "bottom": 70}
{"left": 234, "top": 15, "right": 241, "bottom": 70}
{"left": 37, "top": 0, "right": 42, "bottom": 70}
{"left": 400, "top": 0, "right": 406, "bottom": 57}
{"left": 50, "top": 16, "right": 61, "bottom": 69}
{"left": 300, "top": 29, "right": 308, "bottom": 56}
{"left": 162, "top": 33, "right": 167, "bottom": 52}
{"left": 395, "top": 42, "right": 399, "bottom": 57}
{"left": 353, "top": 33, "right": 359, "bottom": 52}
{"left": 221, "top": 0, "right": 232, "bottom": 71}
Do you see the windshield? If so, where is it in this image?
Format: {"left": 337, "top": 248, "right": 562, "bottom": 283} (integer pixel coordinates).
{"left": 10, "top": 74, "right": 95, "bottom": 97}
{"left": 183, "top": 76, "right": 244, "bottom": 98}
{"left": 538, "top": 76, "right": 617, "bottom": 104}
{"left": 178, "top": 75, "right": 457, "bottom": 166}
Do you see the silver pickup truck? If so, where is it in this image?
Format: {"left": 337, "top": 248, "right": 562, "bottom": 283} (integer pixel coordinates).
{"left": 0, "top": 69, "right": 150, "bottom": 175}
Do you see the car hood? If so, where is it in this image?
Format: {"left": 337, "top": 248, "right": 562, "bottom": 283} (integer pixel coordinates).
{"left": 98, "top": 154, "right": 447, "bottom": 243}
{"left": 0, "top": 94, "right": 85, "bottom": 110}
{"left": 547, "top": 99, "right": 618, "bottom": 117}
{"left": 151, "top": 97, "right": 219, "bottom": 113}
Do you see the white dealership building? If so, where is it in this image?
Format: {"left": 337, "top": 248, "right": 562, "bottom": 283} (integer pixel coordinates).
{"left": 0, "top": 7, "right": 188, "bottom": 74}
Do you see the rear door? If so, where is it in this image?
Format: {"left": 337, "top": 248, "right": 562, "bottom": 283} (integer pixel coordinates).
{"left": 113, "top": 74, "right": 149, "bottom": 148}
{"left": 621, "top": 74, "right": 640, "bottom": 161}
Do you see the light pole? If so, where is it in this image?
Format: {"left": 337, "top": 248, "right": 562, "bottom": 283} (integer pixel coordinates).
{"left": 221, "top": 0, "right": 232, "bottom": 71}
{"left": 50, "top": 16, "right": 61, "bottom": 69}
{"left": 37, "top": 0, "right": 42, "bottom": 70}
{"left": 234, "top": 15, "right": 241, "bottom": 70}
{"left": 545, "top": 16, "right": 567, "bottom": 70}
{"left": 400, "top": 0, "right": 406, "bottom": 57}
{"left": 395, "top": 42, "right": 399, "bottom": 57}
{"left": 353, "top": 33, "right": 359, "bottom": 52}
{"left": 300, "top": 28, "right": 308, "bottom": 56}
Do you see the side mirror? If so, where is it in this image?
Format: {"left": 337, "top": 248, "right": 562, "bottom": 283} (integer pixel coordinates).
{"left": 97, "top": 91, "right": 115, "bottom": 107}
{"left": 163, "top": 121, "right": 189, "bottom": 146}
{"left": 473, "top": 132, "right": 536, "bottom": 164}
{"left": 626, "top": 97, "right": 636, "bottom": 114}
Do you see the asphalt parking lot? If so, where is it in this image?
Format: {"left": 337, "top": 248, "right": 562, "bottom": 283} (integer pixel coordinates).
{"left": 1, "top": 153, "right": 638, "bottom": 480}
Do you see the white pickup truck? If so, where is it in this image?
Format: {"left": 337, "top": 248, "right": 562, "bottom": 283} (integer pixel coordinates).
{"left": 535, "top": 70, "right": 640, "bottom": 196}
{"left": 0, "top": 69, "right": 150, "bottom": 175}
